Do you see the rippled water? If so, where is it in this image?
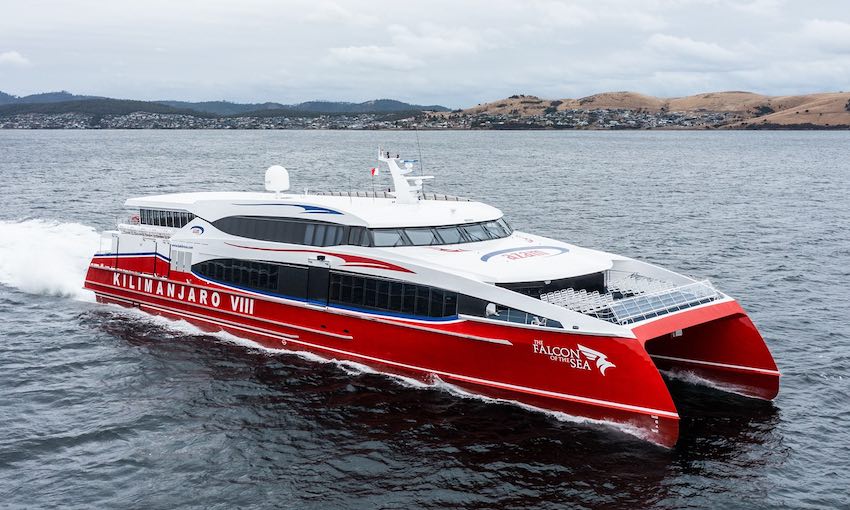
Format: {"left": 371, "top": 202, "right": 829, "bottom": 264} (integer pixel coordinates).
{"left": 1, "top": 130, "right": 848, "bottom": 509}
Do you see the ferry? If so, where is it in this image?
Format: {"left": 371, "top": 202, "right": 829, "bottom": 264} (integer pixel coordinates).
{"left": 84, "top": 150, "right": 780, "bottom": 446}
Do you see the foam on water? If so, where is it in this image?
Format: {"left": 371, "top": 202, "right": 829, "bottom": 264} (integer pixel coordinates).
{"left": 0, "top": 219, "right": 100, "bottom": 300}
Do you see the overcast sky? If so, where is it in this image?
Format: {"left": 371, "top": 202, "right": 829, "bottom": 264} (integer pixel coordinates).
{"left": 1, "top": 0, "right": 849, "bottom": 107}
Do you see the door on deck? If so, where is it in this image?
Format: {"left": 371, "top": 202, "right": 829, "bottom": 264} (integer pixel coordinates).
{"left": 306, "top": 259, "right": 330, "bottom": 306}
{"left": 137, "top": 238, "right": 157, "bottom": 274}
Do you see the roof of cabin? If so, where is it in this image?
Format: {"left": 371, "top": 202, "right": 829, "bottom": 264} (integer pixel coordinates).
{"left": 126, "top": 192, "right": 502, "bottom": 228}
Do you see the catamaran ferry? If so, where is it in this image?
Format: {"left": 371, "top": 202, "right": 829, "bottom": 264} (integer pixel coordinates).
{"left": 84, "top": 151, "right": 780, "bottom": 446}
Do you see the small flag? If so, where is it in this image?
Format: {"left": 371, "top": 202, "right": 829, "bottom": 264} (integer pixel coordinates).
{"left": 370, "top": 167, "right": 380, "bottom": 176}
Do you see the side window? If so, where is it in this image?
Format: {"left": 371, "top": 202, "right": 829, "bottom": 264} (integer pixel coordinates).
{"left": 415, "top": 286, "right": 431, "bottom": 316}
{"left": 461, "top": 223, "right": 490, "bottom": 241}
{"left": 213, "top": 216, "right": 347, "bottom": 247}
{"left": 402, "top": 284, "right": 416, "bottom": 314}
{"left": 405, "top": 228, "right": 440, "bottom": 246}
{"left": 364, "top": 278, "right": 377, "bottom": 307}
{"left": 372, "top": 229, "right": 407, "bottom": 247}
{"left": 435, "top": 226, "right": 464, "bottom": 244}
{"left": 326, "top": 271, "right": 458, "bottom": 319}
{"left": 348, "top": 226, "right": 369, "bottom": 246}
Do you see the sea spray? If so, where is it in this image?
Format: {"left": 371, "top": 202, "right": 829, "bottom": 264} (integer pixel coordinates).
{"left": 0, "top": 219, "right": 100, "bottom": 300}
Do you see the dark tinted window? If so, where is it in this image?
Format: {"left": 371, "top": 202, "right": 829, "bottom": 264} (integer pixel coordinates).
{"left": 328, "top": 271, "right": 458, "bottom": 318}
{"left": 193, "top": 258, "right": 306, "bottom": 299}
{"left": 214, "top": 216, "right": 347, "bottom": 247}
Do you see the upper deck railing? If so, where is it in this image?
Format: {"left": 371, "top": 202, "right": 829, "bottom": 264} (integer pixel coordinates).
{"left": 540, "top": 271, "right": 722, "bottom": 326}
{"left": 312, "top": 190, "right": 472, "bottom": 202}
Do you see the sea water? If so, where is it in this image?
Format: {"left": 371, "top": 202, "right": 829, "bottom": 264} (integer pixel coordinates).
{"left": 1, "top": 130, "right": 849, "bottom": 509}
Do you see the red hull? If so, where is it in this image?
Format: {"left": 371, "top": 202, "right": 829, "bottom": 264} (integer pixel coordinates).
{"left": 84, "top": 255, "right": 779, "bottom": 447}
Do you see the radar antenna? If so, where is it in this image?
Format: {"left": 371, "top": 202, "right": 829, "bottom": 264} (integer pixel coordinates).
{"left": 265, "top": 165, "right": 290, "bottom": 198}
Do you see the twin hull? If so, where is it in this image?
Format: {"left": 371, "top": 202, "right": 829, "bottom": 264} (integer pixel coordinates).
{"left": 84, "top": 254, "right": 780, "bottom": 447}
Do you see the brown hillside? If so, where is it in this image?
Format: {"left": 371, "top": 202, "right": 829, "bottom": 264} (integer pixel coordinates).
{"left": 463, "top": 91, "right": 850, "bottom": 128}
{"left": 574, "top": 92, "right": 665, "bottom": 111}
{"left": 730, "top": 93, "right": 850, "bottom": 128}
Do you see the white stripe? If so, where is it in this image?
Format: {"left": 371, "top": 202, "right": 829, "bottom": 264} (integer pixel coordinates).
{"left": 86, "top": 278, "right": 353, "bottom": 340}
{"left": 103, "top": 293, "right": 300, "bottom": 342}
{"left": 650, "top": 354, "right": 780, "bottom": 376}
{"left": 92, "top": 289, "right": 679, "bottom": 420}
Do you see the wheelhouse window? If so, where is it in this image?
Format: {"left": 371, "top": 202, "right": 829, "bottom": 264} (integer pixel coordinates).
{"left": 371, "top": 229, "right": 407, "bottom": 247}
{"left": 404, "top": 227, "right": 441, "bottom": 246}
{"left": 434, "top": 225, "right": 464, "bottom": 244}
{"left": 140, "top": 208, "right": 196, "bottom": 228}
{"left": 372, "top": 218, "right": 513, "bottom": 247}
{"left": 209, "top": 215, "right": 513, "bottom": 248}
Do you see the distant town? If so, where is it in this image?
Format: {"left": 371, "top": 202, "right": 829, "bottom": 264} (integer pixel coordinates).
{"left": 0, "top": 109, "right": 748, "bottom": 130}
{"left": 1, "top": 90, "right": 848, "bottom": 130}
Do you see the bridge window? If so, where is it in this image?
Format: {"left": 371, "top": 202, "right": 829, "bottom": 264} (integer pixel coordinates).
{"left": 404, "top": 227, "right": 441, "bottom": 246}
{"left": 371, "top": 229, "right": 406, "bottom": 247}
{"left": 369, "top": 221, "right": 513, "bottom": 247}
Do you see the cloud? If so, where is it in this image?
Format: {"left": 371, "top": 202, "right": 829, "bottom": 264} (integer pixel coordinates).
{"left": 323, "top": 23, "right": 499, "bottom": 74}
{"left": 799, "top": 19, "right": 850, "bottom": 54}
{"left": 0, "top": 50, "right": 30, "bottom": 66}
{"left": 387, "top": 23, "right": 499, "bottom": 57}
{"left": 326, "top": 46, "right": 424, "bottom": 71}
{"left": 644, "top": 33, "right": 748, "bottom": 72}
{"left": 2, "top": 0, "right": 849, "bottom": 104}
{"left": 305, "top": 1, "right": 378, "bottom": 26}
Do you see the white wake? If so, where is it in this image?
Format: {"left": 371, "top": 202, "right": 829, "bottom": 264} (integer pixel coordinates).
{"left": 0, "top": 219, "right": 100, "bottom": 300}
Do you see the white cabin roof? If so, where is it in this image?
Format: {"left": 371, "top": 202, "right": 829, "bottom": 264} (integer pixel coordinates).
{"left": 126, "top": 192, "right": 502, "bottom": 228}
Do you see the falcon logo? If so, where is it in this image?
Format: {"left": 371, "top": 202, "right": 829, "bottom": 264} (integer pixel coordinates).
{"left": 577, "top": 344, "right": 616, "bottom": 376}
{"left": 532, "top": 340, "right": 616, "bottom": 376}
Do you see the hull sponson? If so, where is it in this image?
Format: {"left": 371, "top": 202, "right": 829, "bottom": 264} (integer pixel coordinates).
{"left": 638, "top": 305, "right": 780, "bottom": 400}
{"left": 85, "top": 256, "right": 689, "bottom": 445}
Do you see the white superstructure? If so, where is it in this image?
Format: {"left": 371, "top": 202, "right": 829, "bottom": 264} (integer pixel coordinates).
{"left": 107, "top": 152, "right": 727, "bottom": 340}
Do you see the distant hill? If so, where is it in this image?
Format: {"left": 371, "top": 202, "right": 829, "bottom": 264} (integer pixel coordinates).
{"left": 0, "top": 97, "right": 435, "bottom": 120}
{"left": 0, "top": 90, "right": 449, "bottom": 114}
{"left": 0, "top": 90, "right": 101, "bottom": 105}
{"left": 463, "top": 91, "right": 850, "bottom": 128}
{"left": 156, "top": 100, "right": 288, "bottom": 115}
{"left": 0, "top": 91, "right": 16, "bottom": 105}
{"left": 0, "top": 98, "right": 215, "bottom": 117}
{"left": 157, "top": 98, "right": 450, "bottom": 115}
{"left": 288, "top": 99, "right": 449, "bottom": 113}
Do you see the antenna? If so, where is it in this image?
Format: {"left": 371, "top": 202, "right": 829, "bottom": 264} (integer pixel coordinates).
{"left": 414, "top": 127, "right": 426, "bottom": 194}
{"left": 414, "top": 126, "right": 424, "bottom": 175}
{"left": 377, "top": 149, "right": 433, "bottom": 204}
